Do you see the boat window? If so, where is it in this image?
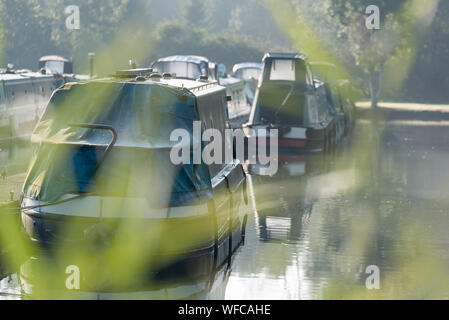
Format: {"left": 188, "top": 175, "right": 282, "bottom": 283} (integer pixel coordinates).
{"left": 208, "top": 64, "right": 217, "bottom": 81}
{"left": 269, "top": 59, "right": 296, "bottom": 81}
{"left": 152, "top": 61, "right": 206, "bottom": 80}
{"left": 315, "top": 89, "right": 331, "bottom": 122}
{"left": 45, "top": 60, "right": 65, "bottom": 74}
{"left": 306, "top": 95, "right": 320, "bottom": 124}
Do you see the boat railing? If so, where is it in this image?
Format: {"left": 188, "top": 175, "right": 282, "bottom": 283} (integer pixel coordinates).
{"left": 189, "top": 81, "right": 219, "bottom": 93}
{"left": 68, "top": 123, "right": 118, "bottom": 177}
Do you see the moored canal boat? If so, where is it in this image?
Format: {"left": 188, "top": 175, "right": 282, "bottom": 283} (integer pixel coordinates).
{"left": 0, "top": 68, "right": 56, "bottom": 139}
{"left": 244, "top": 53, "right": 339, "bottom": 169}
{"left": 232, "top": 62, "right": 262, "bottom": 106}
{"left": 310, "top": 61, "right": 355, "bottom": 136}
{"left": 218, "top": 75, "right": 250, "bottom": 126}
{"left": 19, "top": 68, "right": 249, "bottom": 293}
{"left": 39, "top": 55, "right": 90, "bottom": 86}
{"left": 151, "top": 55, "right": 218, "bottom": 81}
{"left": 151, "top": 56, "right": 249, "bottom": 128}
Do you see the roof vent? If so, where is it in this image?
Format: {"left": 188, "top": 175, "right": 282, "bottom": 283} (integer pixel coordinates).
{"left": 135, "top": 76, "right": 146, "bottom": 82}
{"left": 197, "top": 75, "right": 209, "bottom": 82}
{"left": 150, "top": 73, "right": 162, "bottom": 81}
{"left": 162, "top": 73, "right": 172, "bottom": 79}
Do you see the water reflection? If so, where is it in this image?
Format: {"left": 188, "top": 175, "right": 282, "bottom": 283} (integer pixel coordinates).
{"left": 0, "top": 139, "right": 33, "bottom": 202}
{"left": 15, "top": 255, "right": 233, "bottom": 300}
{"left": 1, "top": 230, "right": 237, "bottom": 299}
{"left": 226, "top": 118, "right": 449, "bottom": 300}
{"left": 251, "top": 159, "right": 319, "bottom": 244}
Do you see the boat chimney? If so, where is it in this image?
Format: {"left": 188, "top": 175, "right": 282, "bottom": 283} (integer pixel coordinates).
{"left": 129, "top": 59, "right": 137, "bottom": 69}
{"left": 88, "top": 52, "right": 95, "bottom": 79}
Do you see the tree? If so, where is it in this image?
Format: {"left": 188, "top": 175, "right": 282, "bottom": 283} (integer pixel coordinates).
{"left": 268, "top": 0, "right": 441, "bottom": 106}
{"left": 150, "top": 20, "right": 265, "bottom": 68}
{"left": 182, "top": 0, "right": 213, "bottom": 29}
{"left": 402, "top": 1, "right": 449, "bottom": 103}
{"left": 327, "top": 0, "right": 439, "bottom": 107}
{"left": 43, "top": 0, "right": 134, "bottom": 73}
{"left": 0, "top": 0, "right": 54, "bottom": 69}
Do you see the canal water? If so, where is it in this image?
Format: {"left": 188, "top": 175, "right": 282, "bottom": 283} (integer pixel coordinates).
{"left": 1, "top": 113, "right": 449, "bottom": 299}
{"left": 0, "top": 139, "right": 33, "bottom": 204}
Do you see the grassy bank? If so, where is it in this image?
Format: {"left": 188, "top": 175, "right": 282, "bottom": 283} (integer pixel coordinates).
{"left": 355, "top": 101, "right": 449, "bottom": 122}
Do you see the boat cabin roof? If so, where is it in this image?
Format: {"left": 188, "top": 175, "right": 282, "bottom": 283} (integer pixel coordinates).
{"left": 151, "top": 56, "right": 218, "bottom": 81}
{"left": 259, "top": 53, "right": 311, "bottom": 84}
{"left": 39, "top": 55, "right": 72, "bottom": 63}
{"left": 32, "top": 70, "right": 226, "bottom": 147}
{"left": 0, "top": 71, "right": 54, "bottom": 82}
{"left": 154, "top": 55, "right": 211, "bottom": 65}
{"left": 109, "top": 69, "right": 222, "bottom": 95}
{"left": 232, "top": 62, "right": 262, "bottom": 73}
{"left": 263, "top": 53, "right": 307, "bottom": 62}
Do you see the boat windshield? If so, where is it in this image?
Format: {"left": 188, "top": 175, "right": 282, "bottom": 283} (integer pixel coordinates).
{"left": 251, "top": 83, "right": 310, "bottom": 126}
{"left": 269, "top": 59, "right": 296, "bottom": 81}
{"left": 235, "top": 68, "right": 261, "bottom": 80}
{"left": 152, "top": 61, "right": 207, "bottom": 80}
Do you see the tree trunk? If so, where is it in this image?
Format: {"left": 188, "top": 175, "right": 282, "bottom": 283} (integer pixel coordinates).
{"left": 369, "top": 71, "right": 380, "bottom": 109}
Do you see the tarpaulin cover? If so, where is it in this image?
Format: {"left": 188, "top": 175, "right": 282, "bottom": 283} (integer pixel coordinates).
{"left": 23, "top": 81, "right": 212, "bottom": 206}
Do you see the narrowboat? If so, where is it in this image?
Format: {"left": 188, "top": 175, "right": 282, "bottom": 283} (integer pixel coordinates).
{"left": 39, "top": 56, "right": 74, "bottom": 76}
{"left": 310, "top": 62, "right": 355, "bottom": 136}
{"left": 0, "top": 68, "right": 56, "bottom": 139}
{"left": 151, "top": 55, "right": 218, "bottom": 81}
{"left": 232, "top": 62, "right": 262, "bottom": 106}
{"left": 39, "top": 55, "right": 89, "bottom": 85}
{"left": 244, "top": 53, "right": 339, "bottom": 170}
{"left": 218, "top": 75, "right": 250, "bottom": 125}
{"left": 151, "top": 56, "right": 249, "bottom": 127}
{"left": 20, "top": 68, "right": 249, "bottom": 293}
